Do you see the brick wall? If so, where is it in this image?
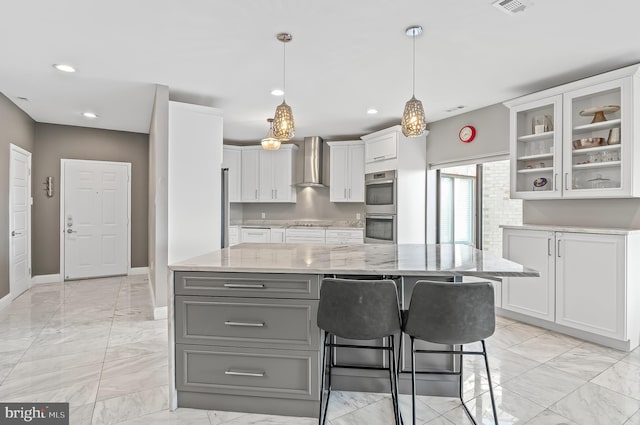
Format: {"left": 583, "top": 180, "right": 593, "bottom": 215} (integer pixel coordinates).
{"left": 482, "top": 160, "right": 522, "bottom": 257}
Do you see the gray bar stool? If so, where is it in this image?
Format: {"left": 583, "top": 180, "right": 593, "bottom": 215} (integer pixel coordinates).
{"left": 317, "top": 278, "right": 402, "bottom": 425}
{"left": 402, "top": 280, "right": 498, "bottom": 425}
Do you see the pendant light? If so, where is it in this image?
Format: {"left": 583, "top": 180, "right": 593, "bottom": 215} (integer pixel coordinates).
{"left": 272, "top": 32, "right": 295, "bottom": 141}
{"left": 261, "top": 118, "right": 281, "bottom": 151}
{"left": 401, "top": 25, "right": 427, "bottom": 138}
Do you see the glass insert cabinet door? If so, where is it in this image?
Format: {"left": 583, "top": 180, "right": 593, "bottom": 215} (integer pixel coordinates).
{"left": 510, "top": 95, "right": 563, "bottom": 199}
{"left": 562, "top": 78, "right": 629, "bottom": 198}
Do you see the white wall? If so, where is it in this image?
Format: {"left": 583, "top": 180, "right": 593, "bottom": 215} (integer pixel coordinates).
{"left": 168, "top": 102, "right": 223, "bottom": 263}
{"left": 148, "top": 84, "right": 169, "bottom": 310}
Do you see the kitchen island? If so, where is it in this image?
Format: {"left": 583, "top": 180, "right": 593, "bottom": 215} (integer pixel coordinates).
{"left": 168, "top": 243, "right": 538, "bottom": 416}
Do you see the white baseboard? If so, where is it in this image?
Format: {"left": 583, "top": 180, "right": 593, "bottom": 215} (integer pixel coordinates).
{"left": 129, "top": 267, "right": 149, "bottom": 275}
{"left": 153, "top": 306, "right": 168, "bottom": 320}
{"left": 146, "top": 271, "right": 168, "bottom": 320}
{"left": 31, "top": 274, "right": 62, "bottom": 285}
{"left": 0, "top": 293, "right": 11, "bottom": 312}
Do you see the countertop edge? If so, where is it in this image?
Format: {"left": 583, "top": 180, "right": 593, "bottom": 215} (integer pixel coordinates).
{"left": 500, "top": 224, "right": 640, "bottom": 235}
{"left": 168, "top": 265, "right": 539, "bottom": 277}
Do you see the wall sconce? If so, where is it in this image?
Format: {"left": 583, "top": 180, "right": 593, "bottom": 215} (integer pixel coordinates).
{"left": 44, "top": 176, "right": 54, "bottom": 198}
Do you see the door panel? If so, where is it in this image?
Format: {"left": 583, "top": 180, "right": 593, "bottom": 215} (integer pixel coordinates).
{"left": 9, "top": 146, "right": 31, "bottom": 299}
{"left": 64, "top": 161, "right": 129, "bottom": 280}
{"left": 502, "top": 229, "right": 555, "bottom": 321}
{"left": 555, "top": 232, "right": 625, "bottom": 339}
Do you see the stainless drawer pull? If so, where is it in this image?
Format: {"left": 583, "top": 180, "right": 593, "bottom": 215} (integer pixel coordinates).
{"left": 225, "top": 321, "right": 265, "bottom": 327}
{"left": 225, "top": 369, "right": 265, "bottom": 377}
{"left": 223, "top": 283, "right": 265, "bottom": 289}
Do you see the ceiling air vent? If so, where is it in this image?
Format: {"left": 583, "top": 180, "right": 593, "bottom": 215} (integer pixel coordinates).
{"left": 492, "top": 0, "right": 527, "bottom": 14}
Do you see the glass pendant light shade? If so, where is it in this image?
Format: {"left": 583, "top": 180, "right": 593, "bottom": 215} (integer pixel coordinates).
{"left": 262, "top": 118, "right": 281, "bottom": 150}
{"left": 272, "top": 101, "right": 295, "bottom": 141}
{"left": 401, "top": 95, "right": 426, "bottom": 137}
{"left": 271, "top": 32, "right": 295, "bottom": 142}
{"left": 401, "top": 25, "right": 427, "bottom": 138}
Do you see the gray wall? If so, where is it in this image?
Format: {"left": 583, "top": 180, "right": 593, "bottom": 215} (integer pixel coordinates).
{"left": 426, "top": 104, "right": 510, "bottom": 166}
{"left": 32, "top": 123, "right": 149, "bottom": 275}
{"left": 241, "top": 140, "right": 364, "bottom": 221}
{"left": 429, "top": 102, "right": 640, "bottom": 230}
{"left": 148, "top": 85, "right": 169, "bottom": 309}
{"left": 242, "top": 186, "right": 364, "bottom": 221}
{"left": 0, "top": 93, "right": 35, "bottom": 298}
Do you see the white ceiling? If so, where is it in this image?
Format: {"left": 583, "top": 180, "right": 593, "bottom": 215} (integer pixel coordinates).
{"left": 2, "top": 0, "right": 640, "bottom": 141}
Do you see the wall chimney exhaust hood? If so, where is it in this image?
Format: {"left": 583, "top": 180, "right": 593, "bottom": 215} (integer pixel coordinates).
{"left": 297, "top": 136, "right": 325, "bottom": 187}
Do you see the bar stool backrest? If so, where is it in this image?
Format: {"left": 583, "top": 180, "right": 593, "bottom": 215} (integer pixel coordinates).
{"left": 404, "top": 280, "right": 495, "bottom": 345}
{"left": 317, "top": 278, "right": 401, "bottom": 340}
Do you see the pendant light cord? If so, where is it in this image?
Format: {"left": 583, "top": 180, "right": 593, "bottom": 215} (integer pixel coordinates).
{"left": 282, "top": 41, "right": 286, "bottom": 102}
{"left": 412, "top": 30, "right": 416, "bottom": 97}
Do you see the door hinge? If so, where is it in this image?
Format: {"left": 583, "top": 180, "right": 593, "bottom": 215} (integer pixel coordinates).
{"left": 28, "top": 267, "right": 31, "bottom": 275}
{"left": 28, "top": 168, "right": 31, "bottom": 176}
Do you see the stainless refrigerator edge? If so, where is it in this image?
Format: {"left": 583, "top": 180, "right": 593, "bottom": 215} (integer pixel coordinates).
{"left": 221, "top": 168, "right": 229, "bottom": 248}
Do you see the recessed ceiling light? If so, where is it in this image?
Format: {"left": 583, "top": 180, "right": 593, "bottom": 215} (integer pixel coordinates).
{"left": 53, "top": 64, "right": 76, "bottom": 73}
{"left": 271, "top": 89, "right": 284, "bottom": 96}
{"left": 367, "top": 109, "right": 379, "bottom": 115}
{"left": 82, "top": 112, "right": 98, "bottom": 118}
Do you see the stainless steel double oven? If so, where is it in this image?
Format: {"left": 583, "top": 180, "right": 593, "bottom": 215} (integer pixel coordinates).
{"left": 364, "top": 170, "right": 397, "bottom": 244}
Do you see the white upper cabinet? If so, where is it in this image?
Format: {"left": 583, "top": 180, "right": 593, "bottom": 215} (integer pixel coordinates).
{"left": 240, "top": 145, "right": 297, "bottom": 203}
{"left": 328, "top": 141, "right": 364, "bottom": 203}
{"left": 562, "top": 79, "right": 629, "bottom": 198}
{"left": 505, "top": 64, "right": 640, "bottom": 199}
{"left": 222, "top": 146, "right": 242, "bottom": 202}
{"left": 241, "top": 147, "right": 260, "bottom": 202}
{"left": 364, "top": 132, "right": 397, "bottom": 164}
{"left": 259, "top": 145, "right": 297, "bottom": 203}
{"left": 510, "top": 95, "right": 563, "bottom": 199}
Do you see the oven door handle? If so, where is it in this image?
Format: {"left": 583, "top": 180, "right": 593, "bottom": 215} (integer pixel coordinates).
{"left": 365, "top": 179, "right": 395, "bottom": 186}
{"left": 366, "top": 215, "right": 395, "bottom": 220}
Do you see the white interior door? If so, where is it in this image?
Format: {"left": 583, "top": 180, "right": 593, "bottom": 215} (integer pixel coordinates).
{"left": 63, "top": 160, "right": 129, "bottom": 280}
{"left": 9, "top": 144, "right": 31, "bottom": 299}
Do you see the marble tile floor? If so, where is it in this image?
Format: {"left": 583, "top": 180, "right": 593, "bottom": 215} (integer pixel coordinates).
{"left": 2, "top": 278, "right": 640, "bottom": 424}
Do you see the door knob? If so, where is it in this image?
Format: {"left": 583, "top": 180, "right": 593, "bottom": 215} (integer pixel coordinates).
{"left": 11, "top": 230, "right": 22, "bottom": 237}
{"left": 66, "top": 228, "right": 77, "bottom": 234}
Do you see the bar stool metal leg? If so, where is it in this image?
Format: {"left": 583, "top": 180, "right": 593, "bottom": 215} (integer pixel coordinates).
{"left": 482, "top": 340, "right": 499, "bottom": 425}
{"left": 410, "top": 337, "right": 416, "bottom": 425}
{"left": 386, "top": 335, "right": 401, "bottom": 425}
{"left": 318, "top": 332, "right": 329, "bottom": 425}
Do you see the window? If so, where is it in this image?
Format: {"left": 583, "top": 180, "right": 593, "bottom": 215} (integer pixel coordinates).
{"left": 436, "top": 160, "right": 522, "bottom": 254}
{"left": 439, "top": 165, "right": 477, "bottom": 246}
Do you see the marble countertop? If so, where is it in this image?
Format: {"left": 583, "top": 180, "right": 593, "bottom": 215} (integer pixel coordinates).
{"left": 500, "top": 224, "right": 640, "bottom": 235}
{"left": 169, "top": 243, "right": 539, "bottom": 278}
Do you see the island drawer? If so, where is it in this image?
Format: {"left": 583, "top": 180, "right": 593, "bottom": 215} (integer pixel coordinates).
{"left": 175, "top": 296, "right": 319, "bottom": 349}
{"left": 176, "top": 344, "right": 319, "bottom": 400}
{"left": 174, "top": 272, "right": 320, "bottom": 299}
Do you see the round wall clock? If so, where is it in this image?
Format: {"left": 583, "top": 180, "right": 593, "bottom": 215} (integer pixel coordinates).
{"left": 459, "top": 125, "right": 476, "bottom": 143}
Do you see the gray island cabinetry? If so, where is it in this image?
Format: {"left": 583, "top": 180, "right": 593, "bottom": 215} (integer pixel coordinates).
{"left": 174, "top": 272, "right": 321, "bottom": 416}
{"left": 169, "top": 243, "right": 538, "bottom": 417}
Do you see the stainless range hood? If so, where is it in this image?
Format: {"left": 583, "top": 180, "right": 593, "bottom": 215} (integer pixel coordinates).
{"left": 296, "top": 136, "right": 325, "bottom": 187}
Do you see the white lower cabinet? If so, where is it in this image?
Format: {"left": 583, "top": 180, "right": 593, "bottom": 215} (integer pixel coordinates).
{"left": 502, "top": 226, "right": 640, "bottom": 350}
{"left": 228, "top": 225, "right": 240, "bottom": 246}
{"left": 325, "top": 229, "right": 363, "bottom": 244}
{"left": 240, "top": 228, "right": 270, "bottom": 243}
{"left": 285, "top": 228, "right": 326, "bottom": 244}
{"left": 502, "top": 229, "right": 555, "bottom": 321}
{"left": 555, "top": 232, "right": 626, "bottom": 340}
{"left": 270, "top": 228, "right": 285, "bottom": 243}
